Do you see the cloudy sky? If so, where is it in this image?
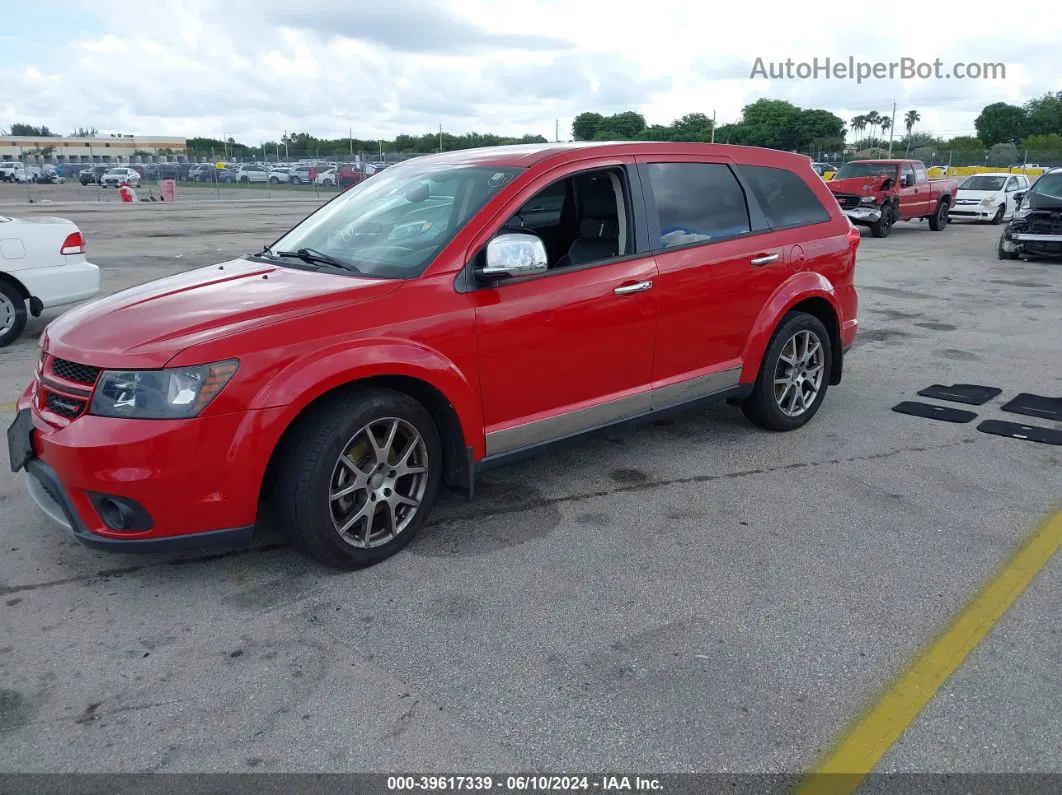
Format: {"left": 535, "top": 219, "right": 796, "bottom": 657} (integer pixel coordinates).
{"left": 1, "top": 0, "right": 1059, "bottom": 144}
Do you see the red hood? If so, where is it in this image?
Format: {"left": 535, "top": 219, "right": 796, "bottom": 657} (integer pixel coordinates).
{"left": 43, "top": 258, "right": 402, "bottom": 368}
{"left": 828, "top": 176, "right": 892, "bottom": 196}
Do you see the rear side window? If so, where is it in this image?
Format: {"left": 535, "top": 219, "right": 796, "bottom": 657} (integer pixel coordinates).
{"left": 740, "top": 165, "right": 830, "bottom": 229}
{"left": 913, "top": 163, "right": 928, "bottom": 183}
{"left": 645, "top": 163, "right": 751, "bottom": 249}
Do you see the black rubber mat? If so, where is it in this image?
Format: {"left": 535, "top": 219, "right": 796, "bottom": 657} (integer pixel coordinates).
{"left": 892, "top": 401, "right": 977, "bottom": 423}
{"left": 1000, "top": 393, "right": 1062, "bottom": 422}
{"left": 977, "top": 419, "right": 1062, "bottom": 445}
{"left": 917, "top": 383, "right": 1002, "bottom": 406}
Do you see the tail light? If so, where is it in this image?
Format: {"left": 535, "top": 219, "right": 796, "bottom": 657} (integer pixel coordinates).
{"left": 846, "top": 224, "right": 861, "bottom": 250}
{"left": 60, "top": 231, "right": 85, "bottom": 255}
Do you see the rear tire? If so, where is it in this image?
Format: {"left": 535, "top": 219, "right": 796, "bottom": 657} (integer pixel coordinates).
{"left": 742, "top": 312, "right": 832, "bottom": 431}
{"left": 272, "top": 387, "right": 442, "bottom": 569}
{"left": 0, "top": 281, "right": 28, "bottom": 348}
{"left": 928, "top": 199, "right": 950, "bottom": 231}
{"left": 291, "top": 176, "right": 301, "bottom": 185}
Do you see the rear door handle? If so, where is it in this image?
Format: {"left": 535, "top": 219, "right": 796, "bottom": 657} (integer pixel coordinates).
{"left": 750, "top": 253, "right": 780, "bottom": 266}
{"left": 614, "top": 280, "right": 653, "bottom": 295}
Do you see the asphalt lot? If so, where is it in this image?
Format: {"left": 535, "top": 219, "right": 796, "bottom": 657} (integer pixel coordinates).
{"left": 0, "top": 183, "right": 1059, "bottom": 780}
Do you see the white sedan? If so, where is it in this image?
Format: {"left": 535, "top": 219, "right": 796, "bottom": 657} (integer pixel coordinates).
{"left": 0, "top": 215, "right": 101, "bottom": 346}
{"left": 315, "top": 168, "right": 337, "bottom": 186}
{"left": 949, "top": 173, "right": 1031, "bottom": 224}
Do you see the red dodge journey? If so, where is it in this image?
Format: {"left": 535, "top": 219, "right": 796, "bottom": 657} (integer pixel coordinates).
{"left": 8, "top": 142, "right": 859, "bottom": 568}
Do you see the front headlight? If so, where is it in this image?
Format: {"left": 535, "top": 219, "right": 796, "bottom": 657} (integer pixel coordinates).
{"left": 980, "top": 196, "right": 997, "bottom": 206}
{"left": 1013, "top": 207, "right": 1031, "bottom": 220}
{"left": 859, "top": 196, "right": 877, "bottom": 206}
{"left": 90, "top": 360, "right": 238, "bottom": 419}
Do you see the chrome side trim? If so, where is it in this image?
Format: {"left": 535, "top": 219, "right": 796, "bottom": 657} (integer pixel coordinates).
{"left": 650, "top": 366, "right": 743, "bottom": 411}
{"left": 1010, "top": 233, "right": 1062, "bottom": 243}
{"left": 485, "top": 392, "right": 651, "bottom": 456}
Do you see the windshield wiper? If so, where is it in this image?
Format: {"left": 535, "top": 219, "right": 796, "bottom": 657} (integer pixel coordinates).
{"left": 274, "top": 247, "right": 362, "bottom": 274}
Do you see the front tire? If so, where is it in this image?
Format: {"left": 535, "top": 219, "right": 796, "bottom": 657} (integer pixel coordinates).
{"left": 991, "top": 205, "right": 1005, "bottom": 225}
{"left": 870, "top": 204, "right": 893, "bottom": 238}
{"left": 0, "top": 281, "right": 28, "bottom": 348}
{"left": 928, "top": 199, "right": 950, "bottom": 231}
{"left": 290, "top": 176, "right": 301, "bottom": 185}
{"left": 273, "top": 387, "right": 442, "bottom": 569}
{"left": 742, "top": 312, "right": 832, "bottom": 431}
{"left": 997, "top": 234, "right": 1019, "bottom": 260}
{"left": 269, "top": 176, "right": 279, "bottom": 184}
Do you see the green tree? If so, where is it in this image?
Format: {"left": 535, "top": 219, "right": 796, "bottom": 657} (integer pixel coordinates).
{"left": 793, "top": 109, "right": 845, "bottom": 151}
{"left": 974, "top": 102, "right": 1028, "bottom": 145}
{"left": 987, "top": 142, "right": 1018, "bottom": 166}
{"left": 1024, "top": 92, "right": 1062, "bottom": 136}
{"left": 572, "top": 112, "right": 604, "bottom": 141}
{"left": 945, "top": 136, "right": 984, "bottom": 151}
{"left": 10, "top": 122, "right": 54, "bottom": 136}
{"left": 741, "top": 99, "right": 801, "bottom": 148}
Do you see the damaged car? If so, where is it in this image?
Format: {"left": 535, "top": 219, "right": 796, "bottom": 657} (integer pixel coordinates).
{"left": 998, "top": 168, "right": 1062, "bottom": 260}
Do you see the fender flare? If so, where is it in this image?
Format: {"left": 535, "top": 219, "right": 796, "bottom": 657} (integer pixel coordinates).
{"left": 250, "top": 336, "right": 484, "bottom": 459}
{"left": 738, "top": 272, "right": 843, "bottom": 384}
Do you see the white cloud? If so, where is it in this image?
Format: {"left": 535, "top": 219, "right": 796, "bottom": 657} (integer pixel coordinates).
{"left": 0, "top": 0, "right": 1059, "bottom": 144}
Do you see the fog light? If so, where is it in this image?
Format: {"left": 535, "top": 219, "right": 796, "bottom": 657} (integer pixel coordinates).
{"left": 88, "top": 493, "right": 153, "bottom": 532}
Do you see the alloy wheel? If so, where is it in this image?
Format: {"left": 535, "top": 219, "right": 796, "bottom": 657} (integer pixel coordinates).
{"left": 0, "top": 291, "right": 16, "bottom": 336}
{"left": 329, "top": 417, "right": 429, "bottom": 548}
{"left": 773, "top": 329, "right": 825, "bottom": 417}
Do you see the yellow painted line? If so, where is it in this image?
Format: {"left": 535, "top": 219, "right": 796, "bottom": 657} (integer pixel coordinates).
{"left": 0, "top": 401, "right": 16, "bottom": 412}
{"left": 798, "top": 509, "right": 1062, "bottom": 795}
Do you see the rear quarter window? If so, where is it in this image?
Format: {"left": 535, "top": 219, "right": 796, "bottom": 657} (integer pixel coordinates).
{"left": 740, "top": 165, "right": 831, "bottom": 229}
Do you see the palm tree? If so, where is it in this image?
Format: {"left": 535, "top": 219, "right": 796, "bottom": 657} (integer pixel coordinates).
{"left": 851, "top": 115, "right": 867, "bottom": 146}
{"left": 865, "top": 111, "right": 882, "bottom": 143}
{"left": 880, "top": 117, "right": 892, "bottom": 136}
{"left": 904, "top": 109, "right": 920, "bottom": 155}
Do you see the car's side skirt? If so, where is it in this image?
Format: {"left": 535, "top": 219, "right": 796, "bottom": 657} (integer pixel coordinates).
{"left": 479, "top": 366, "right": 746, "bottom": 469}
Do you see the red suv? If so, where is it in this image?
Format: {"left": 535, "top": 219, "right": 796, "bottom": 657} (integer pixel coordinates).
{"left": 8, "top": 143, "right": 860, "bottom": 568}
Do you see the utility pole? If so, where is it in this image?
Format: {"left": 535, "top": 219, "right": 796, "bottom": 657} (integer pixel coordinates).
{"left": 349, "top": 127, "right": 353, "bottom": 156}
{"left": 438, "top": 124, "right": 443, "bottom": 152}
{"left": 555, "top": 118, "right": 559, "bottom": 143}
{"left": 887, "top": 101, "right": 897, "bottom": 157}
{"left": 711, "top": 109, "right": 716, "bottom": 143}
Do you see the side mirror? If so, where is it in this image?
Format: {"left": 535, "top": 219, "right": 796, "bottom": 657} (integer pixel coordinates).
{"left": 901, "top": 174, "right": 914, "bottom": 188}
{"left": 477, "top": 233, "right": 548, "bottom": 281}
{"left": 1014, "top": 192, "right": 1025, "bottom": 207}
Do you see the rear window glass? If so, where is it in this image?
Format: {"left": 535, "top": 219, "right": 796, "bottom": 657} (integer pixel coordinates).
{"left": 645, "top": 163, "right": 751, "bottom": 249}
{"left": 740, "top": 165, "right": 831, "bottom": 228}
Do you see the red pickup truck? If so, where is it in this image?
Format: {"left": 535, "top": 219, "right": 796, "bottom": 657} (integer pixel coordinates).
{"left": 9, "top": 142, "right": 860, "bottom": 569}
{"left": 828, "top": 159, "right": 959, "bottom": 238}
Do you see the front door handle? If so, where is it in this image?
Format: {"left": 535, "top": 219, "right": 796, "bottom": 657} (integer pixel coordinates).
{"left": 750, "top": 253, "right": 780, "bottom": 266}
{"left": 614, "top": 280, "right": 653, "bottom": 295}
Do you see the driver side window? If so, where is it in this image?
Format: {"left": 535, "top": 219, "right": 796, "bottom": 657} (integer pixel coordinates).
{"left": 501, "top": 168, "right": 632, "bottom": 270}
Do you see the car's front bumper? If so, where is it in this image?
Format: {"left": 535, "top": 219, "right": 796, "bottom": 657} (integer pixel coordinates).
{"left": 950, "top": 204, "right": 998, "bottom": 219}
{"left": 1004, "top": 231, "right": 1062, "bottom": 257}
{"left": 13, "top": 385, "right": 287, "bottom": 553}
{"left": 841, "top": 206, "right": 882, "bottom": 223}
{"left": 23, "top": 458, "right": 254, "bottom": 553}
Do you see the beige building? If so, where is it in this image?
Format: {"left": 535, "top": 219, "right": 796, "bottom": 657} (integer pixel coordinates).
{"left": 0, "top": 135, "right": 187, "bottom": 164}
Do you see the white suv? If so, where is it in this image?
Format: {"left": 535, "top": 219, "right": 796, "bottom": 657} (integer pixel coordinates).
{"left": 236, "top": 164, "right": 269, "bottom": 183}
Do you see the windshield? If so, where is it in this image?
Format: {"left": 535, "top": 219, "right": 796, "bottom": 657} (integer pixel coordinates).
{"left": 267, "top": 162, "right": 522, "bottom": 279}
{"left": 959, "top": 176, "right": 1006, "bottom": 191}
{"left": 833, "top": 162, "right": 899, "bottom": 180}
{"left": 1025, "top": 172, "right": 1062, "bottom": 208}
